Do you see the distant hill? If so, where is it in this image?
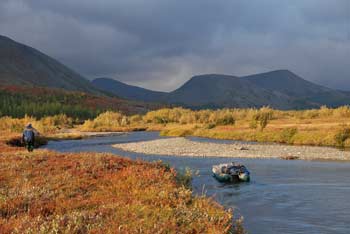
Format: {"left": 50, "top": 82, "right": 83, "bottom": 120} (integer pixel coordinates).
{"left": 244, "top": 70, "right": 350, "bottom": 107}
{"left": 0, "top": 35, "right": 100, "bottom": 94}
{"left": 243, "top": 70, "right": 330, "bottom": 97}
{"left": 0, "top": 35, "right": 162, "bottom": 117}
{"left": 92, "top": 78, "right": 167, "bottom": 103}
{"left": 93, "top": 71, "right": 350, "bottom": 109}
{"left": 3, "top": 34, "right": 347, "bottom": 110}
{"left": 167, "top": 74, "right": 293, "bottom": 109}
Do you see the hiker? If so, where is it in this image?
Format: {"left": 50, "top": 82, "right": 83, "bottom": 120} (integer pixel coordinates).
{"left": 22, "top": 124, "right": 36, "bottom": 152}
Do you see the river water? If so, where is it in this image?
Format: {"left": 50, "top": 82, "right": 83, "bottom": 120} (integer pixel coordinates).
{"left": 44, "top": 132, "right": 350, "bottom": 234}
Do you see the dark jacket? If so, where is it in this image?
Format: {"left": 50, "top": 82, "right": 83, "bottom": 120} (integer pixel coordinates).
{"left": 22, "top": 128, "right": 35, "bottom": 144}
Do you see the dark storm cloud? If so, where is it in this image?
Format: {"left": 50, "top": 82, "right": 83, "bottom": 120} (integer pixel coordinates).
{"left": 0, "top": 0, "right": 349, "bottom": 91}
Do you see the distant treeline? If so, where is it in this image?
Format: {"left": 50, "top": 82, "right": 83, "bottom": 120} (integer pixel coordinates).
{"left": 0, "top": 90, "right": 101, "bottom": 119}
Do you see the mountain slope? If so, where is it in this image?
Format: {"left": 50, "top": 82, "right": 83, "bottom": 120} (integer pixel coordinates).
{"left": 243, "top": 70, "right": 330, "bottom": 97}
{"left": 0, "top": 35, "right": 99, "bottom": 94}
{"left": 0, "top": 85, "right": 161, "bottom": 118}
{"left": 168, "top": 74, "right": 293, "bottom": 109}
{"left": 92, "top": 78, "right": 167, "bottom": 102}
{"left": 92, "top": 71, "right": 350, "bottom": 109}
{"left": 244, "top": 70, "right": 350, "bottom": 107}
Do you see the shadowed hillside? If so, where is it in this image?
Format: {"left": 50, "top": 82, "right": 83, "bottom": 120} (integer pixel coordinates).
{"left": 167, "top": 74, "right": 292, "bottom": 109}
{"left": 93, "top": 71, "right": 350, "bottom": 109}
{"left": 92, "top": 78, "right": 167, "bottom": 102}
{"left": 243, "top": 70, "right": 330, "bottom": 97}
{"left": 2, "top": 35, "right": 349, "bottom": 110}
{"left": 0, "top": 35, "right": 100, "bottom": 94}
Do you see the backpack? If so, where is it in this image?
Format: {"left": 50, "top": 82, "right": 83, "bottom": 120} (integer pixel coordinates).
{"left": 23, "top": 129, "right": 34, "bottom": 143}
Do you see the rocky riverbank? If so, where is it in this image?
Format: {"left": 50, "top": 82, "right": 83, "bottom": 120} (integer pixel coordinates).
{"left": 113, "top": 137, "right": 350, "bottom": 161}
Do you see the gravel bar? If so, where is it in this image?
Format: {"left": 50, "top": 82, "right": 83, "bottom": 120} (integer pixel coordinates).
{"left": 113, "top": 137, "right": 350, "bottom": 161}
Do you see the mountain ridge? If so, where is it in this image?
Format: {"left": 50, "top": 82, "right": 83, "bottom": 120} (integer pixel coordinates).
{"left": 93, "top": 71, "right": 350, "bottom": 109}
{"left": 243, "top": 70, "right": 331, "bottom": 97}
{"left": 0, "top": 35, "right": 101, "bottom": 94}
{"left": 1, "top": 35, "right": 348, "bottom": 110}
{"left": 92, "top": 78, "right": 167, "bottom": 103}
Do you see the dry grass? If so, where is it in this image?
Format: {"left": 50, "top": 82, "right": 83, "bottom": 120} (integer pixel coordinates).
{"left": 0, "top": 134, "right": 239, "bottom": 234}
{"left": 145, "top": 106, "right": 350, "bottom": 148}
{"left": 0, "top": 114, "right": 73, "bottom": 135}
{"left": 159, "top": 121, "right": 350, "bottom": 147}
{"left": 78, "top": 111, "right": 147, "bottom": 132}
{"left": 3, "top": 106, "right": 350, "bottom": 147}
{"left": 75, "top": 106, "right": 350, "bottom": 147}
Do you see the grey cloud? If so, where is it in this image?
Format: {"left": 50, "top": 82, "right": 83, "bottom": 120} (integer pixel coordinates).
{"left": 0, "top": 0, "right": 349, "bottom": 91}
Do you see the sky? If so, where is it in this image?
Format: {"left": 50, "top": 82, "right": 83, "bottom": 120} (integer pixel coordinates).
{"left": 0, "top": 0, "right": 349, "bottom": 91}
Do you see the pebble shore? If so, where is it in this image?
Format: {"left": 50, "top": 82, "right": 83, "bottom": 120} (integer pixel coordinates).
{"left": 113, "top": 137, "right": 350, "bottom": 161}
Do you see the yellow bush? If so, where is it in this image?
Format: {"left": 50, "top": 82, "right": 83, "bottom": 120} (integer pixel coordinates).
{"left": 79, "top": 111, "right": 125, "bottom": 131}
{"left": 76, "top": 106, "right": 350, "bottom": 147}
{"left": 130, "top": 114, "right": 143, "bottom": 124}
{"left": 0, "top": 117, "right": 24, "bottom": 132}
{"left": 0, "top": 114, "right": 73, "bottom": 134}
{"left": 333, "top": 106, "right": 350, "bottom": 118}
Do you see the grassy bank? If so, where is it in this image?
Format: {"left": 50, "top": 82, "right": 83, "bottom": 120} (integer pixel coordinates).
{"left": 2, "top": 106, "right": 350, "bottom": 148}
{"left": 0, "top": 134, "right": 242, "bottom": 234}
{"left": 78, "top": 107, "right": 350, "bottom": 148}
{"left": 159, "top": 121, "right": 350, "bottom": 148}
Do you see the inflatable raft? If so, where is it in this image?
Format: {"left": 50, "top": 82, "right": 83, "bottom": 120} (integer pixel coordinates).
{"left": 212, "top": 162, "right": 250, "bottom": 183}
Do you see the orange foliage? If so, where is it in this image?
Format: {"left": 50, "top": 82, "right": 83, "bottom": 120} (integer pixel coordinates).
{"left": 0, "top": 149, "right": 233, "bottom": 233}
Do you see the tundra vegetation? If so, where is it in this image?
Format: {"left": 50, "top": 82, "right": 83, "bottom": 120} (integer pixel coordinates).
{"left": 0, "top": 123, "right": 241, "bottom": 233}
{"left": 0, "top": 149, "right": 240, "bottom": 233}
{"left": 2, "top": 106, "right": 350, "bottom": 232}
{"left": 2, "top": 106, "right": 350, "bottom": 148}
{"left": 77, "top": 106, "right": 350, "bottom": 148}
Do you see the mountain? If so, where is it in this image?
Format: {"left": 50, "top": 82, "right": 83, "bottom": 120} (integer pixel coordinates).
{"left": 167, "top": 74, "right": 292, "bottom": 109}
{"left": 92, "top": 74, "right": 295, "bottom": 109}
{"left": 244, "top": 70, "right": 350, "bottom": 107}
{"left": 243, "top": 70, "right": 330, "bottom": 97}
{"left": 0, "top": 35, "right": 100, "bottom": 94}
{"left": 92, "top": 78, "right": 167, "bottom": 102}
{"left": 93, "top": 71, "right": 350, "bottom": 109}
{"left": 2, "top": 35, "right": 347, "bottom": 110}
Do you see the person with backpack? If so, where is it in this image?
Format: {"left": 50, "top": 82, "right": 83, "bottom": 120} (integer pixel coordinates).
{"left": 22, "top": 124, "right": 36, "bottom": 152}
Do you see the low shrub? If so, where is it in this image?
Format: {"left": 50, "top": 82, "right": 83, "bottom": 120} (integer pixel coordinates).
{"left": 0, "top": 151, "right": 236, "bottom": 233}
{"left": 249, "top": 120, "right": 258, "bottom": 129}
{"left": 0, "top": 115, "right": 73, "bottom": 134}
{"left": 334, "top": 125, "right": 350, "bottom": 148}
{"left": 176, "top": 167, "right": 193, "bottom": 189}
{"left": 216, "top": 114, "right": 235, "bottom": 125}
{"left": 160, "top": 128, "right": 194, "bottom": 137}
{"left": 333, "top": 106, "right": 350, "bottom": 118}
{"left": 79, "top": 111, "right": 126, "bottom": 131}
{"left": 280, "top": 127, "right": 298, "bottom": 144}
{"left": 206, "top": 123, "right": 217, "bottom": 129}
{"left": 253, "top": 112, "right": 272, "bottom": 131}
{"left": 129, "top": 114, "right": 143, "bottom": 124}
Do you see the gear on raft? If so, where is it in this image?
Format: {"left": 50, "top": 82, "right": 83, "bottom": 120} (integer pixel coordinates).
{"left": 212, "top": 162, "right": 250, "bottom": 183}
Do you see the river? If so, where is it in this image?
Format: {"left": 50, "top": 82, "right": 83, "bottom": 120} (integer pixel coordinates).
{"left": 44, "top": 131, "right": 350, "bottom": 234}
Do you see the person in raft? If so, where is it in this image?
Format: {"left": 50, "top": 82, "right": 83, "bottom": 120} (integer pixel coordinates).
{"left": 22, "top": 123, "right": 36, "bottom": 152}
